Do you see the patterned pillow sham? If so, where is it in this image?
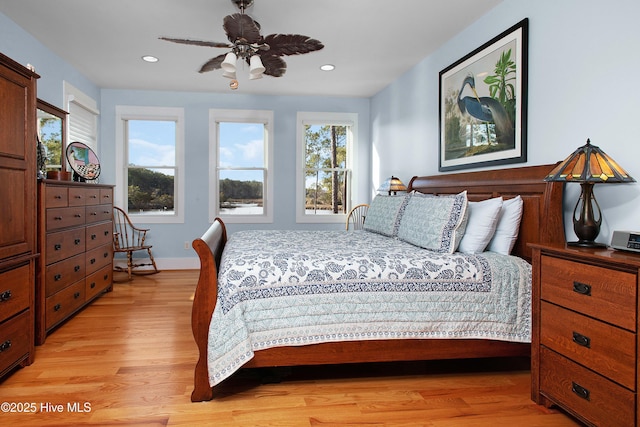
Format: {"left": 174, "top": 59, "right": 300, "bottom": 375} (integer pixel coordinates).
{"left": 397, "top": 191, "right": 469, "bottom": 253}
{"left": 363, "top": 194, "right": 410, "bottom": 237}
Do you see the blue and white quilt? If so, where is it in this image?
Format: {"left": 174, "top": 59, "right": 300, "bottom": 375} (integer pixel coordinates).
{"left": 207, "top": 230, "right": 531, "bottom": 386}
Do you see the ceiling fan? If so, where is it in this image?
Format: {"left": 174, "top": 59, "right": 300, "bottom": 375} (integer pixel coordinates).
{"left": 160, "top": 0, "right": 324, "bottom": 85}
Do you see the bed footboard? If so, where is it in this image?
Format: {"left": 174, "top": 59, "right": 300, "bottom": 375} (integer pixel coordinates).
{"left": 190, "top": 218, "right": 227, "bottom": 402}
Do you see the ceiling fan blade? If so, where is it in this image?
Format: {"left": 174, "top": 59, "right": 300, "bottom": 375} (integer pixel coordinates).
{"left": 159, "top": 37, "right": 231, "bottom": 48}
{"left": 263, "top": 34, "right": 324, "bottom": 56}
{"left": 259, "top": 55, "right": 287, "bottom": 77}
{"left": 223, "top": 13, "right": 262, "bottom": 44}
{"left": 199, "top": 54, "right": 227, "bottom": 73}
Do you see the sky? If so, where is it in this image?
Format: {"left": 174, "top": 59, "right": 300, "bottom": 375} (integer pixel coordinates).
{"left": 126, "top": 119, "right": 266, "bottom": 182}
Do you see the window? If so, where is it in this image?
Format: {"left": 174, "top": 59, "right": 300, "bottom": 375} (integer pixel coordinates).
{"left": 296, "top": 112, "right": 358, "bottom": 223}
{"left": 209, "top": 109, "right": 274, "bottom": 224}
{"left": 115, "top": 106, "right": 185, "bottom": 224}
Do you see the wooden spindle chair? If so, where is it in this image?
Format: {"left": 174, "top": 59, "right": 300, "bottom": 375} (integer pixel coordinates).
{"left": 345, "top": 204, "right": 369, "bottom": 230}
{"left": 112, "top": 206, "right": 159, "bottom": 280}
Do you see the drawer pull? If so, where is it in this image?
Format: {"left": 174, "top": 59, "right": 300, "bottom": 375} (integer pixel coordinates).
{"left": 90, "top": 282, "right": 96, "bottom": 289}
{"left": 104, "top": 230, "right": 110, "bottom": 236}
{"left": 0, "top": 290, "right": 12, "bottom": 302}
{"left": 103, "top": 274, "right": 109, "bottom": 280}
{"left": 90, "top": 258, "right": 96, "bottom": 265}
{"left": 90, "top": 195, "right": 97, "bottom": 199}
{"left": 54, "top": 216, "right": 63, "bottom": 221}
{"left": 54, "top": 243, "right": 62, "bottom": 250}
{"left": 90, "top": 212, "right": 97, "bottom": 216}
{"left": 571, "top": 382, "right": 590, "bottom": 401}
{"left": 572, "top": 281, "right": 592, "bottom": 296}
{"left": 74, "top": 265, "right": 81, "bottom": 272}
{"left": 54, "top": 303, "right": 61, "bottom": 311}
{"left": 54, "top": 195, "right": 62, "bottom": 199}
{"left": 103, "top": 252, "right": 109, "bottom": 258}
{"left": 91, "top": 234, "right": 97, "bottom": 240}
{"left": 0, "top": 340, "right": 11, "bottom": 353}
{"left": 75, "top": 238, "right": 81, "bottom": 245}
{"left": 74, "top": 292, "right": 81, "bottom": 299}
{"left": 572, "top": 331, "right": 591, "bottom": 348}
{"left": 54, "top": 274, "right": 62, "bottom": 281}
{"left": 74, "top": 213, "right": 82, "bottom": 218}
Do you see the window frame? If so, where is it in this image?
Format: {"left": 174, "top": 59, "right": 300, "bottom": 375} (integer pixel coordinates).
{"left": 296, "top": 112, "right": 358, "bottom": 224}
{"left": 209, "top": 109, "right": 274, "bottom": 224}
{"left": 115, "top": 105, "right": 185, "bottom": 224}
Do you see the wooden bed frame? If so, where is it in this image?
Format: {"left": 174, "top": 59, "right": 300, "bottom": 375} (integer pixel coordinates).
{"left": 190, "top": 163, "right": 565, "bottom": 401}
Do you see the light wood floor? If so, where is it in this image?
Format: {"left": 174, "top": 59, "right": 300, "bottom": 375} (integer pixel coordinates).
{"left": 0, "top": 270, "right": 581, "bottom": 426}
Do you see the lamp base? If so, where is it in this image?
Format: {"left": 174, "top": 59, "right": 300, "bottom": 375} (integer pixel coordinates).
{"left": 567, "top": 240, "right": 607, "bottom": 248}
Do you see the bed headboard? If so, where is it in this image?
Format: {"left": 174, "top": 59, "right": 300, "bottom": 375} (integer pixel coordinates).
{"left": 407, "top": 163, "right": 565, "bottom": 262}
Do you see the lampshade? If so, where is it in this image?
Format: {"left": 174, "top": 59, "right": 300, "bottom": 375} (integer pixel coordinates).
{"left": 544, "top": 139, "right": 634, "bottom": 183}
{"left": 221, "top": 52, "right": 237, "bottom": 73}
{"left": 544, "top": 138, "right": 635, "bottom": 247}
{"left": 378, "top": 176, "right": 407, "bottom": 195}
{"left": 249, "top": 54, "right": 265, "bottom": 77}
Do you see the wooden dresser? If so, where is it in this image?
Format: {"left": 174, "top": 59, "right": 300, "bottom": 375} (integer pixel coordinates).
{"left": 0, "top": 53, "right": 39, "bottom": 379}
{"left": 531, "top": 244, "right": 640, "bottom": 427}
{"left": 36, "top": 180, "right": 114, "bottom": 344}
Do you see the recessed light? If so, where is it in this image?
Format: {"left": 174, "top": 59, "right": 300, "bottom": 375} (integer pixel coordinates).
{"left": 142, "top": 55, "right": 159, "bottom": 63}
{"left": 320, "top": 64, "right": 335, "bottom": 71}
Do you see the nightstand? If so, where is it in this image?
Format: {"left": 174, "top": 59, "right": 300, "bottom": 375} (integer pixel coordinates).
{"left": 530, "top": 244, "right": 640, "bottom": 427}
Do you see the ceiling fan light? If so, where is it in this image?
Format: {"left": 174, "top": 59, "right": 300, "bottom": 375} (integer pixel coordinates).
{"left": 221, "top": 52, "right": 237, "bottom": 72}
{"left": 249, "top": 72, "right": 263, "bottom": 80}
{"left": 222, "top": 70, "right": 237, "bottom": 79}
{"left": 249, "top": 54, "right": 265, "bottom": 76}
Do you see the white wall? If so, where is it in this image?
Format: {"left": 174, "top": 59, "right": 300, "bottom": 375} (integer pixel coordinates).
{"left": 371, "top": 0, "right": 640, "bottom": 245}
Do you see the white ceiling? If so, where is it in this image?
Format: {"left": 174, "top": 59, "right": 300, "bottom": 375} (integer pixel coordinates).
{"left": 0, "top": 0, "right": 502, "bottom": 97}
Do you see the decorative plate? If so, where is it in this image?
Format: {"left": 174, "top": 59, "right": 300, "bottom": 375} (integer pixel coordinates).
{"left": 66, "top": 141, "right": 101, "bottom": 181}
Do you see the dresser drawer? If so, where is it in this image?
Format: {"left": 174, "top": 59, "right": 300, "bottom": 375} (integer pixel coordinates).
{"left": 44, "top": 253, "right": 86, "bottom": 297}
{"left": 86, "top": 221, "right": 112, "bottom": 250}
{"left": 45, "top": 280, "right": 85, "bottom": 330}
{"left": 100, "top": 188, "right": 113, "bottom": 205}
{"left": 0, "top": 264, "right": 31, "bottom": 322}
{"left": 86, "top": 244, "right": 112, "bottom": 274}
{"left": 46, "top": 206, "right": 86, "bottom": 231}
{"left": 85, "top": 265, "right": 112, "bottom": 300}
{"left": 45, "top": 227, "right": 85, "bottom": 264}
{"left": 541, "top": 301, "right": 636, "bottom": 390}
{"left": 85, "top": 204, "right": 112, "bottom": 224}
{"left": 540, "top": 347, "right": 635, "bottom": 427}
{"left": 0, "top": 310, "right": 30, "bottom": 375}
{"left": 68, "top": 186, "right": 100, "bottom": 206}
{"left": 44, "top": 185, "right": 68, "bottom": 208}
{"left": 540, "top": 255, "right": 636, "bottom": 330}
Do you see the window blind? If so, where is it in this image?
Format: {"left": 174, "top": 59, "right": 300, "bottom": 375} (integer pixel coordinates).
{"left": 68, "top": 101, "right": 97, "bottom": 150}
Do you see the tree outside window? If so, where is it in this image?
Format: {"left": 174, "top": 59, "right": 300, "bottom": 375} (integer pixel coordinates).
{"left": 296, "top": 112, "right": 357, "bottom": 223}
{"left": 304, "top": 124, "right": 348, "bottom": 214}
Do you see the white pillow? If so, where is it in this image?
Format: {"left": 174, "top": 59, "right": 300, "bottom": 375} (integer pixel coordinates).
{"left": 486, "top": 195, "right": 524, "bottom": 255}
{"left": 458, "top": 197, "right": 503, "bottom": 254}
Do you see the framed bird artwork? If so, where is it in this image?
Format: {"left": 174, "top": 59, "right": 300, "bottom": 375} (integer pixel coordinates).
{"left": 439, "top": 18, "right": 528, "bottom": 172}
